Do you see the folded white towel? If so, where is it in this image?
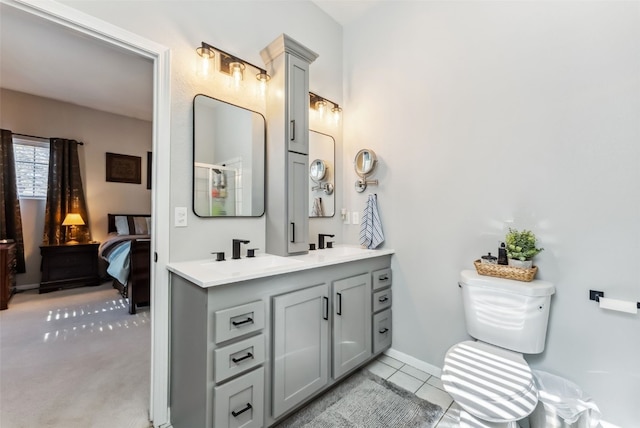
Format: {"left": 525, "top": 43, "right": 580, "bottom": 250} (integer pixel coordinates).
{"left": 359, "top": 194, "right": 384, "bottom": 249}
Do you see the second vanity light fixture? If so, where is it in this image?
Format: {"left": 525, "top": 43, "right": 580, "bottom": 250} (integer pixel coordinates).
{"left": 196, "top": 41, "right": 270, "bottom": 92}
{"left": 310, "top": 92, "right": 342, "bottom": 123}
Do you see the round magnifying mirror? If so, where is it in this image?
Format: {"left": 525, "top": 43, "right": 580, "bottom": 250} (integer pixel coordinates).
{"left": 310, "top": 159, "right": 327, "bottom": 183}
{"left": 354, "top": 149, "right": 377, "bottom": 178}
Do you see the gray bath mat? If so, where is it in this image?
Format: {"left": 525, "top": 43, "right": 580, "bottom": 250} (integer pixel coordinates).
{"left": 274, "top": 369, "right": 444, "bottom": 428}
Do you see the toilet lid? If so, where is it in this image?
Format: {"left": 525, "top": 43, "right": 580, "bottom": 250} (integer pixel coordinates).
{"left": 442, "top": 341, "right": 538, "bottom": 423}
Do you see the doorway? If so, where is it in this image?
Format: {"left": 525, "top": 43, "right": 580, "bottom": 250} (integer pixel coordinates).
{"left": 0, "top": 0, "right": 171, "bottom": 426}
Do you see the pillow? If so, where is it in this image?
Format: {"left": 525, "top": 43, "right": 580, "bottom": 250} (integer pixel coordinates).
{"left": 114, "top": 216, "right": 130, "bottom": 235}
{"left": 133, "top": 216, "right": 149, "bottom": 235}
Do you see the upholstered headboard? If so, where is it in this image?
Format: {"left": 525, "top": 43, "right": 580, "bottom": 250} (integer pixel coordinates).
{"left": 108, "top": 214, "right": 151, "bottom": 235}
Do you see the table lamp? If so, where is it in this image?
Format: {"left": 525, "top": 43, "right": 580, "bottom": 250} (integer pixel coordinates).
{"left": 62, "top": 213, "right": 85, "bottom": 244}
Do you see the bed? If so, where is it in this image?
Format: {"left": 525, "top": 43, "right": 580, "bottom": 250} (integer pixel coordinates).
{"left": 99, "top": 214, "right": 151, "bottom": 314}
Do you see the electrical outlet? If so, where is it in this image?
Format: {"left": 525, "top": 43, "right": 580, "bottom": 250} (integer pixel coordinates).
{"left": 352, "top": 211, "right": 360, "bottom": 225}
{"left": 175, "top": 207, "right": 187, "bottom": 227}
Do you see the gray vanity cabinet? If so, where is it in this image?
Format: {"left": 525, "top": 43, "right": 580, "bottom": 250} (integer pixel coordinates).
{"left": 272, "top": 283, "right": 329, "bottom": 418}
{"left": 261, "top": 34, "right": 318, "bottom": 256}
{"left": 169, "top": 254, "right": 393, "bottom": 428}
{"left": 332, "top": 273, "right": 372, "bottom": 379}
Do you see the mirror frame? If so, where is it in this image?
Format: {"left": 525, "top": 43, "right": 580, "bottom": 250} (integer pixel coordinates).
{"left": 192, "top": 94, "right": 266, "bottom": 217}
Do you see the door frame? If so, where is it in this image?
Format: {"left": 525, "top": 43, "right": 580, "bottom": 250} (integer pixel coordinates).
{"left": 2, "top": 0, "right": 172, "bottom": 426}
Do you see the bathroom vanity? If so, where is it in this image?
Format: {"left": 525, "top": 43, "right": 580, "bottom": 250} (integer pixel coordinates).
{"left": 167, "top": 246, "right": 393, "bottom": 428}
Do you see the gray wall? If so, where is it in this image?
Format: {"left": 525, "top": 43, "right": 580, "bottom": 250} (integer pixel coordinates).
{"left": 340, "top": 2, "right": 639, "bottom": 426}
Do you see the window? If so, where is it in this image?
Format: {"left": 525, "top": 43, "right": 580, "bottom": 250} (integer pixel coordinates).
{"left": 13, "top": 136, "right": 49, "bottom": 199}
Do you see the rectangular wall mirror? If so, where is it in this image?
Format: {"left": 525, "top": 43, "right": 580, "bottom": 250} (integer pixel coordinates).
{"left": 309, "top": 130, "right": 335, "bottom": 217}
{"left": 193, "top": 94, "right": 266, "bottom": 217}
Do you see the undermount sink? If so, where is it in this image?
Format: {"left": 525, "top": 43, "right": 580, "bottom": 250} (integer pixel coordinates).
{"left": 201, "top": 254, "right": 303, "bottom": 275}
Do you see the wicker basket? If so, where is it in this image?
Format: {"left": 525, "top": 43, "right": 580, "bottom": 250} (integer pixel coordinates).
{"left": 473, "top": 260, "right": 537, "bottom": 282}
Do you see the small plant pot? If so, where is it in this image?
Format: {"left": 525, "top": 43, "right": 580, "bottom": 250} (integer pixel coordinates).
{"left": 508, "top": 259, "right": 533, "bottom": 269}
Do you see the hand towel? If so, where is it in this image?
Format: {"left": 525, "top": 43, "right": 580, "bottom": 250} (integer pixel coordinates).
{"left": 311, "top": 197, "right": 324, "bottom": 217}
{"left": 359, "top": 193, "right": 384, "bottom": 249}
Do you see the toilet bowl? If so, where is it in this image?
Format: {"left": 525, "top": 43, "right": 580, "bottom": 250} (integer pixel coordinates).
{"left": 443, "top": 271, "right": 555, "bottom": 427}
{"left": 442, "top": 341, "right": 538, "bottom": 427}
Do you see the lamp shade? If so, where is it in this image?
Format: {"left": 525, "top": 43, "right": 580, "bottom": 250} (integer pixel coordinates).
{"left": 62, "top": 213, "right": 85, "bottom": 226}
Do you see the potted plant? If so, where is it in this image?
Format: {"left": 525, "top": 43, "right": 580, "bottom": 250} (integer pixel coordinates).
{"left": 505, "top": 228, "right": 543, "bottom": 268}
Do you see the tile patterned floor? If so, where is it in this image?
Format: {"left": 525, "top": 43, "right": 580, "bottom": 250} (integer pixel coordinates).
{"left": 365, "top": 354, "right": 461, "bottom": 427}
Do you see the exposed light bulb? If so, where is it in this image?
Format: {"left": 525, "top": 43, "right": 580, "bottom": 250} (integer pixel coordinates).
{"left": 229, "top": 62, "right": 245, "bottom": 89}
{"left": 256, "top": 72, "right": 270, "bottom": 97}
{"left": 196, "top": 45, "right": 214, "bottom": 77}
{"left": 315, "top": 100, "right": 327, "bottom": 117}
{"left": 332, "top": 106, "right": 342, "bottom": 123}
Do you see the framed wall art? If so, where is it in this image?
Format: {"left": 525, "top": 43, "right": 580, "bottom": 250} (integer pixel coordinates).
{"left": 106, "top": 152, "right": 141, "bottom": 184}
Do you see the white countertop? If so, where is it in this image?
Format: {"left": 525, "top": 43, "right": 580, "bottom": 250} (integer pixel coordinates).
{"left": 167, "top": 245, "right": 394, "bottom": 288}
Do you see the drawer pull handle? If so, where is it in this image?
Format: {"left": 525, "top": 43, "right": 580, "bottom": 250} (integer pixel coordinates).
{"left": 232, "top": 317, "right": 253, "bottom": 327}
{"left": 231, "top": 403, "right": 252, "bottom": 418}
{"left": 378, "top": 296, "right": 389, "bottom": 302}
{"left": 336, "top": 292, "right": 342, "bottom": 316}
{"left": 231, "top": 352, "right": 254, "bottom": 364}
{"left": 379, "top": 327, "right": 389, "bottom": 334}
{"left": 379, "top": 275, "right": 389, "bottom": 281}
{"left": 323, "top": 296, "right": 329, "bottom": 320}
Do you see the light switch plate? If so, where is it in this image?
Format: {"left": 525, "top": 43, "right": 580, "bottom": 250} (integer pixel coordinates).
{"left": 175, "top": 207, "right": 187, "bottom": 227}
{"left": 352, "top": 211, "right": 360, "bottom": 225}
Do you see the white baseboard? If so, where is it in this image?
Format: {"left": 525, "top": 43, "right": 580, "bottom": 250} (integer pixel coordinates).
{"left": 384, "top": 347, "right": 443, "bottom": 378}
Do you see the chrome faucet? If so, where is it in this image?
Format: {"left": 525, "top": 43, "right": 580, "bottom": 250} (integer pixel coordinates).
{"left": 318, "top": 234, "right": 335, "bottom": 250}
{"left": 232, "top": 239, "right": 250, "bottom": 259}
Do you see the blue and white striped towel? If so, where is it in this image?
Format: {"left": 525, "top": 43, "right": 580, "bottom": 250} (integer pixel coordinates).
{"left": 359, "top": 193, "right": 384, "bottom": 249}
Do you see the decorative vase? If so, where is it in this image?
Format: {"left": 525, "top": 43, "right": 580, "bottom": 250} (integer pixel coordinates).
{"left": 508, "top": 259, "right": 533, "bottom": 269}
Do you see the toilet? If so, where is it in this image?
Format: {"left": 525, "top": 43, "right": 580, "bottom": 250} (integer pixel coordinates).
{"left": 442, "top": 270, "right": 555, "bottom": 428}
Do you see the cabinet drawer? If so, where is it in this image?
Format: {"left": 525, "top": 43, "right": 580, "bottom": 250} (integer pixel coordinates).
{"left": 373, "top": 309, "right": 392, "bottom": 354}
{"left": 215, "top": 301, "right": 265, "bottom": 344}
{"left": 214, "top": 334, "right": 265, "bottom": 384}
{"left": 372, "top": 268, "right": 392, "bottom": 291}
{"left": 214, "top": 367, "right": 264, "bottom": 428}
{"left": 372, "top": 288, "right": 392, "bottom": 313}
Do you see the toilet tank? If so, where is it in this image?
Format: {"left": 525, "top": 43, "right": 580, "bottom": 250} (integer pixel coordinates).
{"left": 459, "top": 270, "right": 555, "bottom": 354}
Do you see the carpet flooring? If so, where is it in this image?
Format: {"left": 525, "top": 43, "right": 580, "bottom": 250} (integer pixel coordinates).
{"left": 275, "top": 369, "right": 445, "bottom": 428}
{"left": 0, "top": 283, "right": 151, "bottom": 428}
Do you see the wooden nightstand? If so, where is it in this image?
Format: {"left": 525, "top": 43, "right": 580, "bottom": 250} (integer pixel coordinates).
{"left": 40, "top": 242, "right": 101, "bottom": 293}
{"left": 0, "top": 242, "right": 17, "bottom": 310}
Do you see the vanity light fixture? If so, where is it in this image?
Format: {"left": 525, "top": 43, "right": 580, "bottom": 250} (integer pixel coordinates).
{"left": 196, "top": 41, "right": 270, "bottom": 86}
{"left": 310, "top": 92, "right": 342, "bottom": 122}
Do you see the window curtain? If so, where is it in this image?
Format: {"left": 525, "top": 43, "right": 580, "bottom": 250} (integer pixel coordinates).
{"left": 43, "top": 138, "right": 91, "bottom": 245}
{"left": 0, "top": 129, "right": 26, "bottom": 273}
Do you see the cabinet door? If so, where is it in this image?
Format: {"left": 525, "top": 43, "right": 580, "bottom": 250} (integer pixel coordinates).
{"left": 333, "top": 273, "right": 372, "bottom": 379}
{"left": 287, "top": 54, "right": 309, "bottom": 154}
{"left": 287, "top": 152, "right": 309, "bottom": 254}
{"left": 272, "top": 283, "right": 329, "bottom": 418}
